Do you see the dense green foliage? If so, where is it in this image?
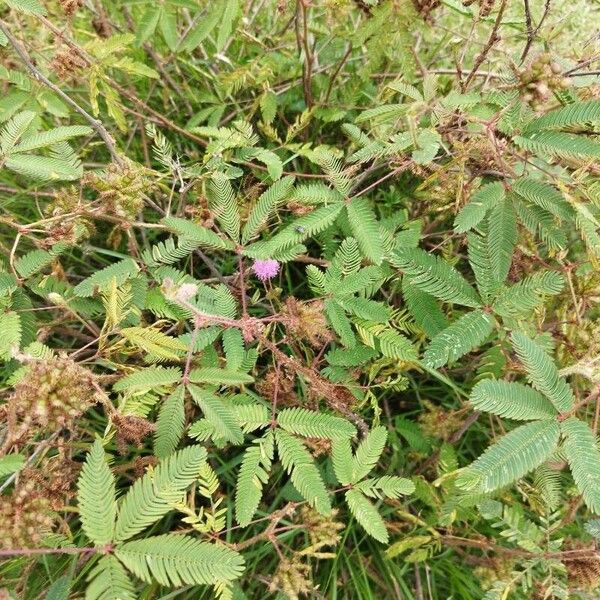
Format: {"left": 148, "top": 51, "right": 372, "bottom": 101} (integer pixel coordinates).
{"left": 0, "top": 0, "right": 599, "bottom": 598}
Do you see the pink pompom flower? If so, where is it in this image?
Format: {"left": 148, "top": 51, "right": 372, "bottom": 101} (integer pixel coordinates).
{"left": 251, "top": 259, "right": 280, "bottom": 282}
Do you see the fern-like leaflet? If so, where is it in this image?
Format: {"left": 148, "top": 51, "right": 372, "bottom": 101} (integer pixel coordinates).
{"left": 154, "top": 385, "right": 186, "bottom": 459}
{"left": 511, "top": 332, "right": 574, "bottom": 413}
{"left": 275, "top": 429, "right": 331, "bottom": 516}
{"left": 392, "top": 248, "right": 481, "bottom": 308}
{"left": 456, "top": 420, "right": 560, "bottom": 493}
{"left": 114, "top": 444, "right": 207, "bottom": 542}
{"left": 235, "top": 431, "right": 274, "bottom": 526}
{"left": 560, "top": 417, "right": 600, "bottom": 514}
{"left": 423, "top": 309, "right": 494, "bottom": 368}
{"left": 469, "top": 380, "right": 557, "bottom": 420}
{"left": 114, "top": 535, "right": 245, "bottom": 587}
{"left": 77, "top": 439, "right": 117, "bottom": 546}
{"left": 277, "top": 408, "right": 356, "bottom": 441}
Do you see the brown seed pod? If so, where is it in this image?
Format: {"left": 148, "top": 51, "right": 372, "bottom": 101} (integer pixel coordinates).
{"left": 412, "top": 0, "right": 441, "bottom": 22}
{"left": 282, "top": 298, "right": 332, "bottom": 348}
{"left": 82, "top": 162, "right": 150, "bottom": 220}
{"left": 479, "top": 0, "right": 496, "bottom": 17}
{"left": 269, "top": 555, "right": 314, "bottom": 600}
{"left": 256, "top": 367, "right": 299, "bottom": 408}
{"left": 0, "top": 480, "right": 54, "bottom": 549}
{"left": 111, "top": 413, "right": 155, "bottom": 455}
{"left": 59, "top": 0, "right": 83, "bottom": 17}
{"left": 50, "top": 49, "right": 86, "bottom": 79}
{"left": 564, "top": 541, "right": 600, "bottom": 589}
{"left": 7, "top": 357, "right": 101, "bottom": 437}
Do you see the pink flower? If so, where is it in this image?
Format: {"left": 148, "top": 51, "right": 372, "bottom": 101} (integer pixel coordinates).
{"left": 252, "top": 259, "right": 280, "bottom": 282}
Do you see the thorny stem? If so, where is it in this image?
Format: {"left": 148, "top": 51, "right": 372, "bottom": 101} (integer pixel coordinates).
{"left": 175, "top": 297, "right": 283, "bottom": 331}
{"left": 520, "top": 0, "right": 552, "bottom": 64}
{"left": 563, "top": 54, "right": 600, "bottom": 75}
{"left": 233, "top": 525, "right": 305, "bottom": 552}
{"left": 521, "top": 0, "right": 535, "bottom": 65}
{"left": 8, "top": 232, "right": 22, "bottom": 279}
{"left": 463, "top": 0, "right": 508, "bottom": 90}
{"left": 270, "top": 363, "right": 282, "bottom": 429}
{"left": 350, "top": 166, "right": 407, "bottom": 200}
{"left": 324, "top": 44, "right": 352, "bottom": 104}
{"left": 0, "top": 545, "right": 113, "bottom": 557}
{"left": 238, "top": 253, "right": 248, "bottom": 318}
{"left": 297, "top": 0, "right": 314, "bottom": 109}
{"left": 233, "top": 504, "right": 298, "bottom": 551}
{"left": 441, "top": 534, "right": 600, "bottom": 560}
{"left": 182, "top": 320, "right": 202, "bottom": 386}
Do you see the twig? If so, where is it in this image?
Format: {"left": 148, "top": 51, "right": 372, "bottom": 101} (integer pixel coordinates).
{"left": 449, "top": 411, "right": 482, "bottom": 444}
{"left": 520, "top": 0, "right": 535, "bottom": 64}
{"left": 0, "top": 185, "right": 56, "bottom": 198}
{"left": 350, "top": 166, "right": 406, "bottom": 200}
{"left": 233, "top": 504, "right": 298, "bottom": 551}
{"left": 421, "top": 69, "right": 503, "bottom": 80}
{"left": 297, "top": 0, "right": 314, "bottom": 109}
{"left": 270, "top": 363, "right": 282, "bottom": 429}
{"left": 0, "top": 545, "right": 110, "bottom": 557}
{"left": 324, "top": 44, "right": 353, "bottom": 104}
{"left": 238, "top": 253, "right": 248, "bottom": 318}
{"left": 463, "top": 0, "right": 508, "bottom": 90}
{"left": 182, "top": 320, "right": 201, "bottom": 386}
{"left": 567, "top": 70, "right": 600, "bottom": 77}
{"left": 520, "top": 0, "right": 552, "bottom": 64}
{"left": 8, "top": 231, "right": 22, "bottom": 279}
{"left": 563, "top": 54, "right": 600, "bottom": 75}
{"left": 442, "top": 534, "right": 600, "bottom": 560}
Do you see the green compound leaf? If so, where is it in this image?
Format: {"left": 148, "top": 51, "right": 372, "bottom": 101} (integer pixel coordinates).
{"left": 423, "top": 309, "right": 494, "bottom": 368}
{"left": 511, "top": 332, "right": 574, "bottom": 413}
{"left": 469, "top": 379, "right": 557, "bottom": 420}
{"left": 115, "top": 534, "right": 245, "bottom": 586}
{"left": 456, "top": 420, "right": 560, "bottom": 494}
{"left": 275, "top": 429, "right": 331, "bottom": 516}
{"left": 114, "top": 445, "right": 207, "bottom": 542}
{"left": 345, "top": 488, "right": 388, "bottom": 543}
{"left": 561, "top": 417, "right": 600, "bottom": 514}
{"left": 77, "top": 439, "right": 116, "bottom": 545}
